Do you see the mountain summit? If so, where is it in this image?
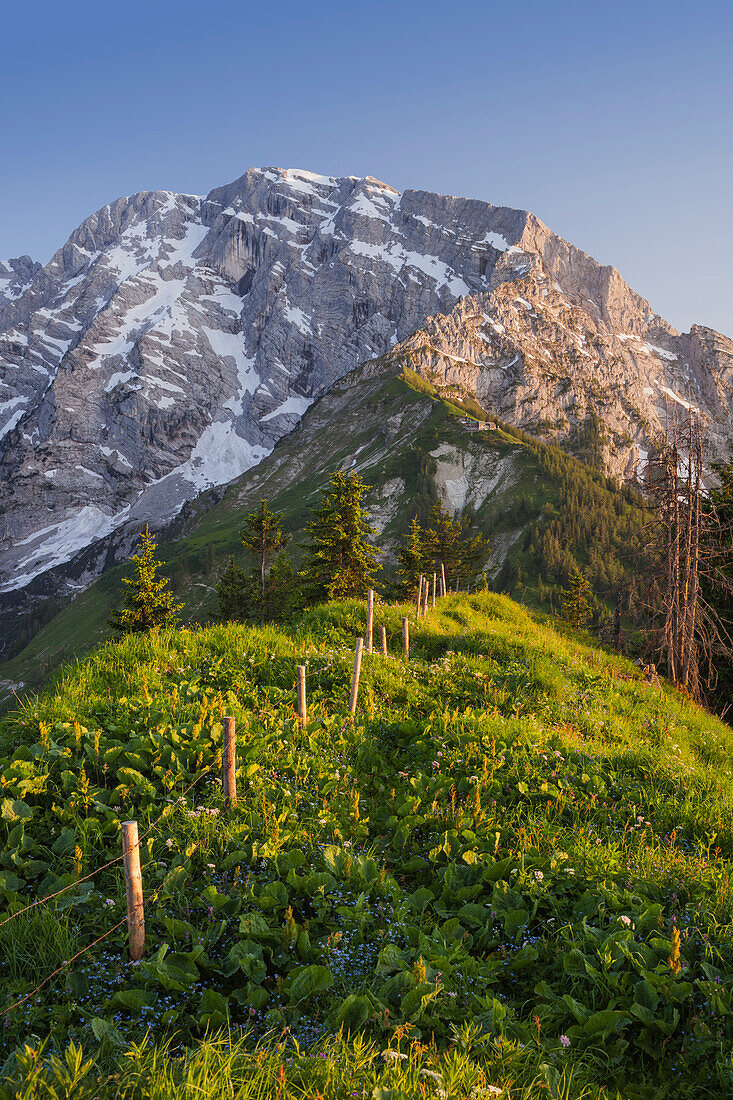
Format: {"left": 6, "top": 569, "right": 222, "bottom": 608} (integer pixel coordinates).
{"left": 1, "top": 167, "right": 731, "bottom": 604}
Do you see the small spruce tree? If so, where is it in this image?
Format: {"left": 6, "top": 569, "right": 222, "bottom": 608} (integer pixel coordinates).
{"left": 561, "top": 563, "right": 593, "bottom": 629}
{"left": 304, "top": 468, "right": 378, "bottom": 600}
{"left": 265, "top": 550, "right": 303, "bottom": 621}
{"left": 423, "top": 502, "right": 490, "bottom": 589}
{"left": 397, "top": 516, "right": 427, "bottom": 597}
{"left": 108, "top": 525, "right": 182, "bottom": 634}
{"left": 216, "top": 556, "right": 250, "bottom": 621}
{"left": 240, "top": 499, "right": 289, "bottom": 624}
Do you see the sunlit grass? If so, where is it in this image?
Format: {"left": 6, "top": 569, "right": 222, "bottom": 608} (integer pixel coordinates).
{"left": 0, "top": 594, "right": 732, "bottom": 1098}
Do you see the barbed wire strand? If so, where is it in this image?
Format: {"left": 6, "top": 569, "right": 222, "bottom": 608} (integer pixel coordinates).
{"left": 0, "top": 760, "right": 215, "bottom": 930}
{"left": 0, "top": 915, "right": 129, "bottom": 1018}
{"left": 0, "top": 843, "right": 203, "bottom": 1020}
{"left": 0, "top": 607, "right": 438, "bottom": 1013}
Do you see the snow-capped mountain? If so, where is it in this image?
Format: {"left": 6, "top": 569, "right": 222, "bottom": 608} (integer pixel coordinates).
{"left": 1, "top": 166, "right": 732, "bottom": 612}
{"left": 0, "top": 256, "right": 42, "bottom": 313}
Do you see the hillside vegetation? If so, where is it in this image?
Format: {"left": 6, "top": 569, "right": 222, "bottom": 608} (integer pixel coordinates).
{"left": 1, "top": 359, "right": 650, "bottom": 704}
{"left": 1, "top": 595, "right": 732, "bottom": 1098}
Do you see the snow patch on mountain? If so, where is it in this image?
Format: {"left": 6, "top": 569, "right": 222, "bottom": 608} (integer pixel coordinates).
{"left": 1, "top": 165, "right": 732, "bottom": 615}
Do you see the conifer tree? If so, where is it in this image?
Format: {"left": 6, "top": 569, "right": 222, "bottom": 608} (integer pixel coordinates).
{"left": 422, "top": 502, "right": 489, "bottom": 588}
{"left": 561, "top": 563, "right": 593, "bottom": 629}
{"left": 266, "top": 550, "right": 303, "bottom": 620}
{"left": 109, "top": 526, "right": 182, "bottom": 634}
{"left": 304, "top": 468, "right": 378, "bottom": 600}
{"left": 216, "top": 502, "right": 298, "bottom": 624}
{"left": 397, "top": 517, "right": 427, "bottom": 596}
{"left": 216, "top": 556, "right": 250, "bottom": 621}
{"left": 240, "top": 499, "right": 289, "bottom": 624}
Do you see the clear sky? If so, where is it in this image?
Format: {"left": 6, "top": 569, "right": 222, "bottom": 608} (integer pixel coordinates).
{"left": 1, "top": 0, "right": 731, "bottom": 336}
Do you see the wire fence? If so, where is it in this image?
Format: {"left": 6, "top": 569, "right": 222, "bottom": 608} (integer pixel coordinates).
{"left": 0, "top": 842, "right": 203, "bottom": 1019}
{"left": 0, "top": 584, "right": 447, "bottom": 1018}
{"left": 0, "top": 757, "right": 216, "bottom": 934}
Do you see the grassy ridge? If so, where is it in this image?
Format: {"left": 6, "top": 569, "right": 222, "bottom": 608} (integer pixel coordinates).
{"left": 1, "top": 595, "right": 732, "bottom": 1097}
{"left": 1, "top": 359, "right": 650, "bottom": 707}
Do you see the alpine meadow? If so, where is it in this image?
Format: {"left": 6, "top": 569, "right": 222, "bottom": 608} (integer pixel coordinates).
{"left": 1, "top": 139, "right": 733, "bottom": 1100}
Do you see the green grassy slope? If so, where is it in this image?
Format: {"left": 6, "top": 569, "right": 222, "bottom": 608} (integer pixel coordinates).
{"left": 1, "top": 359, "right": 649, "bottom": 706}
{"left": 1, "top": 595, "right": 732, "bottom": 1098}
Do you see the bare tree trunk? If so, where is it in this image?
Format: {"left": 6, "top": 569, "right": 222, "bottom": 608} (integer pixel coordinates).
{"left": 680, "top": 419, "right": 702, "bottom": 691}
{"left": 661, "top": 436, "right": 680, "bottom": 683}
{"left": 647, "top": 412, "right": 732, "bottom": 704}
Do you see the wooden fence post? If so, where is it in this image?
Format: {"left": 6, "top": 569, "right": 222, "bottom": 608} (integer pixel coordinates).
{"left": 121, "top": 820, "right": 145, "bottom": 961}
{"left": 366, "top": 589, "right": 374, "bottom": 653}
{"left": 423, "top": 580, "right": 429, "bottom": 617}
{"left": 441, "top": 563, "right": 447, "bottom": 597}
{"left": 432, "top": 572, "right": 436, "bottom": 608}
{"left": 222, "top": 716, "right": 237, "bottom": 808}
{"left": 296, "top": 665, "right": 307, "bottom": 728}
{"left": 349, "top": 637, "right": 364, "bottom": 715}
{"left": 380, "top": 625, "right": 388, "bottom": 657}
{"left": 402, "top": 616, "right": 409, "bottom": 660}
{"left": 416, "top": 575, "right": 423, "bottom": 619}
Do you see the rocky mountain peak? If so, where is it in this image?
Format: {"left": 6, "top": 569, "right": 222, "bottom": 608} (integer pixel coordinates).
{"left": 0, "top": 166, "right": 730, "bottom": 617}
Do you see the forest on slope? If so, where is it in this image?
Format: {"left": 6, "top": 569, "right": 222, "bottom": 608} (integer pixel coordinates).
{"left": 0, "top": 361, "right": 655, "bottom": 707}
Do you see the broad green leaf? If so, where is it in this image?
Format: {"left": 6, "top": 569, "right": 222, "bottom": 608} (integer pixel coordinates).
{"left": 333, "top": 993, "right": 372, "bottom": 1032}
{"left": 110, "top": 989, "right": 155, "bottom": 1014}
{"left": 288, "top": 964, "right": 334, "bottom": 1004}
{"left": 223, "top": 940, "right": 267, "bottom": 983}
{"left": 198, "top": 988, "right": 228, "bottom": 1029}
{"left": 582, "top": 1009, "right": 630, "bottom": 1037}
{"left": 90, "top": 1019, "right": 124, "bottom": 1047}
{"left": 1, "top": 799, "right": 33, "bottom": 823}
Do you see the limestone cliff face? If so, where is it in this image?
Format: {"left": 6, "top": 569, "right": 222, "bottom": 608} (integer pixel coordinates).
{"left": 0, "top": 170, "right": 537, "bottom": 594}
{"left": 0, "top": 166, "right": 731, "bottom": 608}
{"left": 390, "top": 250, "right": 733, "bottom": 481}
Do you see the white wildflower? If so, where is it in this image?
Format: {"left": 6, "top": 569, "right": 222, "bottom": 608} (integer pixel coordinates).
{"left": 381, "top": 1050, "right": 408, "bottom": 1062}
{"left": 421, "top": 1069, "right": 443, "bottom": 1083}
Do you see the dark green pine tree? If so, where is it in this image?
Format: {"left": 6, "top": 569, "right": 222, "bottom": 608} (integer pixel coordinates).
{"left": 304, "top": 468, "right": 378, "bottom": 600}
{"left": 265, "top": 550, "right": 303, "bottom": 621}
{"left": 397, "top": 517, "right": 427, "bottom": 597}
{"left": 108, "top": 525, "right": 182, "bottom": 634}
{"left": 423, "top": 502, "right": 490, "bottom": 589}
{"left": 560, "top": 563, "right": 593, "bottom": 629}
{"left": 241, "top": 499, "right": 289, "bottom": 624}
{"left": 216, "top": 556, "right": 251, "bottom": 621}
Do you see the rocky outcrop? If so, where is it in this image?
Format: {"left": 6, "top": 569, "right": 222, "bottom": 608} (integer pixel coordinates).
{"left": 1, "top": 165, "right": 731, "bottom": 621}
{"left": 0, "top": 170, "right": 541, "bottom": 597}
{"left": 0, "top": 257, "right": 42, "bottom": 317}
{"left": 389, "top": 261, "right": 733, "bottom": 481}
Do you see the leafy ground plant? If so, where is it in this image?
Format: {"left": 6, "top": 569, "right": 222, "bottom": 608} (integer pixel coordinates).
{"left": 1, "top": 594, "right": 732, "bottom": 1098}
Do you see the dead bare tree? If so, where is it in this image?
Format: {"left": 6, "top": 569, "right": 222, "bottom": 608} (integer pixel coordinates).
{"left": 644, "top": 413, "right": 733, "bottom": 703}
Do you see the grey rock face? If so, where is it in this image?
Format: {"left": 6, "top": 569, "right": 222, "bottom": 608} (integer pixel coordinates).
{"left": 1, "top": 167, "right": 731, "bottom": 606}
{"left": 0, "top": 257, "right": 42, "bottom": 316}
{"left": 389, "top": 260, "right": 733, "bottom": 482}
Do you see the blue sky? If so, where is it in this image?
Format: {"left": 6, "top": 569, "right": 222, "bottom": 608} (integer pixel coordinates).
{"left": 1, "top": 0, "right": 731, "bottom": 335}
